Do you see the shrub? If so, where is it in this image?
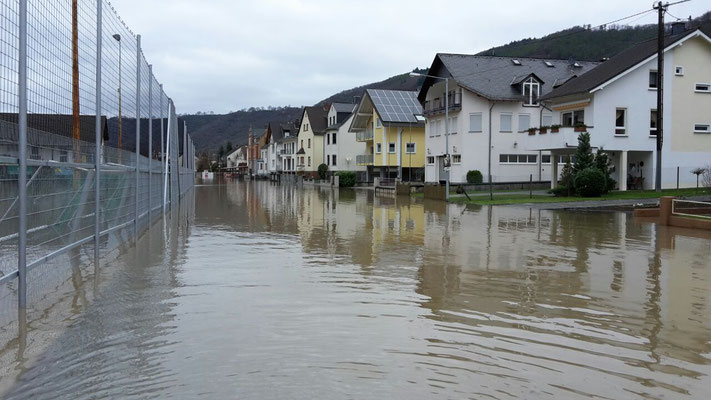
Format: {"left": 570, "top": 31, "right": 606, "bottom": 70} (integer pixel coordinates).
{"left": 466, "top": 170, "right": 483, "bottom": 184}
{"left": 701, "top": 165, "right": 711, "bottom": 189}
{"left": 573, "top": 132, "right": 595, "bottom": 174}
{"left": 574, "top": 168, "right": 606, "bottom": 197}
{"left": 558, "top": 156, "right": 575, "bottom": 196}
{"left": 550, "top": 186, "right": 570, "bottom": 197}
{"left": 595, "top": 149, "right": 616, "bottom": 193}
{"left": 335, "top": 171, "right": 356, "bottom": 187}
{"left": 317, "top": 163, "right": 328, "bottom": 180}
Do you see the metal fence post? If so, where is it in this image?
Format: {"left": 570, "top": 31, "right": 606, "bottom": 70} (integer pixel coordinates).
{"left": 94, "top": 0, "right": 102, "bottom": 268}
{"left": 160, "top": 84, "right": 164, "bottom": 214}
{"left": 676, "top": 166, "right": 679, "bottom": 190}
{"left": 134, "top": 34, "right": 141, "bottom": 236}
{"left": 17, "top": 0, "right": 28, "bottom": 310}
{"left": 148, "top": 64, "right": 153, "bottom": 221}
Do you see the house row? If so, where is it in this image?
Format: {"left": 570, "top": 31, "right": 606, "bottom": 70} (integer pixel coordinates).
{"left": 235, "top": 22, "right": 710, "bottom": 191}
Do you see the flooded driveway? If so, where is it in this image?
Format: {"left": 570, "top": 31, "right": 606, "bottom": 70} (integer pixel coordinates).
{"left": 2, "top": 180, "right": 710, "bottom": 399}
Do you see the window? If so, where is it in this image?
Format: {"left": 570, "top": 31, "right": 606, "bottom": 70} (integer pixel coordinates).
{"left": 427, "top": 156, "right": 435, "bottom": 165}
{"left": 388, "top": 143, "right": 396, "bottom": 153}
{"left": 301, "top": 140, "right": 303, "bottom": 149}
{"left": 695, "top": 83, "right": 711, "bottom": 93}
{"left": 452, "top": 154, "right": 461, "bottom": 164}
{"left": 327, "top": 155, "right": 330, "bottom": 165}
{"left": 518, "top": 113, "right": 531, "bottom": 132}
{"left": 30, "top": 146, "right": 40, "bottom": 160}
{"left": 332, "top": 155, "right": 337, "bottom": 166}
{"left": 675, "top": 66, "right": 684, "bottom": 76}
{"left": 650, "top": 109, "right": 658, "bottom": 136}
{"left": 308, "top": 156, "right": 311, "bottom": 166}
{"left": 649, "top": 70, "right": 658, "bottom": 89}
{"left": 449, "top": 116, "right": 458, "bottom": 134}
{"left": 406, "top": 142, "right": 416, "bottom": 154}
{"left": 304, "top": 123, "right": 309, "bottom": 131}
{"left": 308, "top": 138, "right": 311, "bottom": 148}
{"left": 434, "top": 119, "right": 442, "bottom": 136}
{"left": 376, "top": 118, "right": 382, "bottom": 128}
{"left": 523, "top": 77, "right": 540, "bottom": 105}
{"left": 332, "top": 133, "right": 337, "bottom": 144}
{"left": 326, "top": 134, "right": 330, "bottom": 145}
{"left": 542, "top": 155, "right": 551, "bottom": 164}
{"left": 562, "top": 110, "right": 584, "bottom": 127}
{"left": 500, "top": 113, "right": 512, "bottom": 132}
{"left": 542, "top": 114, "right": 553, "bottom": 127}
{"left": 615, "top": 108, "right": 626, "bottom": 135}
{"left": 499, "top": 154, "right": 537, "bottom": 164}
{"left": 376, "top": 143, "right": 382, "bottom": 153}
{"left": 469, "top": 113, "right": 482, "bottom": 132}
{"left": 59, "top": 150, "right": 68, "bottom": 163}
{"left": 694, "top": 124, "right": 710, "bottom": 133}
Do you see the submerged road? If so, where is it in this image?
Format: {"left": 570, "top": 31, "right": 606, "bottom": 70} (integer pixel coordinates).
{"left": 1, "top": 180, "right": 710, "bottom": 399}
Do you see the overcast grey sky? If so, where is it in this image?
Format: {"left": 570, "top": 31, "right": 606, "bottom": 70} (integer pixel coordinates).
{"left": 114, "top": 0, "right": 707, "bottom": 114}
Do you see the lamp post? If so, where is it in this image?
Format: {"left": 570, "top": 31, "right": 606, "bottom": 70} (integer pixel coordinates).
{"left": 411, "top": 72, "right": 450, "bottom": 201}
{"left": 112, "top": 34, "right": 122, "bottom": 150}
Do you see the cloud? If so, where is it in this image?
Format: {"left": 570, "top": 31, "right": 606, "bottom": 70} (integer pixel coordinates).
{"left": 112, "top": 0, "right": 708, "bottom": 113}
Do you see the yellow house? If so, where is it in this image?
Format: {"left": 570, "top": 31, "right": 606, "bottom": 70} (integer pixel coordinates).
{"left": 349, "top": 89, "right": 425, "bottom": 182}
{"left": 296, "top": 106, "right": 328, "bottom": 178}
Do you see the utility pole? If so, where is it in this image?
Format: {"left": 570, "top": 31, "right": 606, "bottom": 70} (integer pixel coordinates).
{"left": 72, "top": 0, "right": 80, "bottom": 156}
{"left": 654, "top": 1, "right": 666, "bottom": 192}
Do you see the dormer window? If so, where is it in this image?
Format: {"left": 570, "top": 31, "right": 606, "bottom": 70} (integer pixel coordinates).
{"left": 523, "top": 77, "right": 540, "bottom": 106}
{"left": 512, "top": 59, "right": 521, "bottom": 66}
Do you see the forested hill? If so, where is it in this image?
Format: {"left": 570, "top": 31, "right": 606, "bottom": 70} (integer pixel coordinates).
{"left": 479, "top": 11, "right": 711, "bottom": 61}
{"left": 318, "top": 69, "right": 426, "bottom": 105}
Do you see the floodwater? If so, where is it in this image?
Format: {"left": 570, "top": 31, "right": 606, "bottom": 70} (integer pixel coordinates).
{"left": 1, "top": 180, "right": 711, "bottom": 399}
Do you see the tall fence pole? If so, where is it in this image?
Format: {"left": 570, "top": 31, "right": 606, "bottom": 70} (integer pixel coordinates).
{"left": 160, "top": 84, "right": 164, "bottom": 213}
{"left": 135, "top": 34, "right": 141, "bottom": 235}
{"left": 94, "top": 0, "right": 102, "bottom": 268}
{"left": 17, "top": 0, "right": 28, "bottom": 310}
{"left": 148, "top": 65, "right": 153, "bottom": 222}
{"left": 163, "top": 100, "right": 171, "bottom": 209}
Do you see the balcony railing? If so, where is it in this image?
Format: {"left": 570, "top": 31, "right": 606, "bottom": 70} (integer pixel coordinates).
{"left": 356, "top": 154, "right": 373, "bottom": 166}
{"left": 356, "top": 129, "right": 374, "bottom": 142}
{"left": 279, "top": 149, "right": 293, "bottom": 156}
{"left": 423, "top": 90, "right": 462, "bottom": 117}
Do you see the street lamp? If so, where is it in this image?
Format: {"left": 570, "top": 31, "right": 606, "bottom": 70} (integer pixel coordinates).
{"left": 112, "top": 34, "right": 122, "bottom": 150}
{"left": 411, "top": 72, "right": 450, "bottom": 201}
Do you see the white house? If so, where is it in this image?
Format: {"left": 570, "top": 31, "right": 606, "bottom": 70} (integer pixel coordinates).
{"left": 267, "top": 121, "right": 298, "bottom": 174}
{"left": 528, "top": 23, "right": 711, "bottom": 190}
{"left": 418, "top": 54, "right": 598, "bottom": 184}
{"left": 324, "top": 102, "right": 367, "bottom": 179}
{"left": 226, "top": 146, "right": 247, "bottom": 172}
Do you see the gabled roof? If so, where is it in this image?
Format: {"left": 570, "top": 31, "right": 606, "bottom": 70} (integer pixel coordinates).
{"left": 327, "top": 103, "right": 356, "bottom": 130}
{"left": 418, "top": 54, "right": 598, "bottom": 103}
{"left": 349, "top": 89, "right": 423, "bottom": 131}
{"left": 541, "top": 25, "right": 711, "bottom": 101}
{"left": 301, "top": 106, "right": 328, "bottom": 135}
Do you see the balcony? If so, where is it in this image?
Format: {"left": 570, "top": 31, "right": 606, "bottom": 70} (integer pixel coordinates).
{"left": 356, "top": 154, "right": 373, "bottom": 166}
{"left": 279, "top": 149, "right": 293, "bottom": 156}
{"left": 423, "top": 90, "right": 462, "bottom": 117}
{"left": 356, "top": 129, "right": 374, "bottom": 142}
{"left": 524, "top": 126, "right": 605, "bottom": 151}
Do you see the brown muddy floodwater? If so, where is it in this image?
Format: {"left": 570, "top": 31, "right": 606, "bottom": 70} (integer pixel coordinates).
{"left": 1, "top": 180, "right": 711, "bottom": 399}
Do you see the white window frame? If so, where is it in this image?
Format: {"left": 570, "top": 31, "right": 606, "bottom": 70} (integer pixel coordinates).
{"left": 449, "top": 116, "right": 458, "bottom": 134}
{"left": 452, "top": 154, "right": 462, "bottom": 164}
{"left": 518, "top": 113, "right": 531, "bottom": 132}
{"left": 650, "top": 109, "right": 658, "bottom": 137}
{"left": 523, "top": 77, "right": 540, "bottom": 106}
{"left": 615, "top": 108, "right": 627, "bottom": 136}
{"left": 694, "top": 124, "right": 710, "bottom": 134}
{"left": 694, "top": 83, "right": 711, "bottom": 93}
{"left": 499, "top": 154, "right": 538, "bottom": 164}
{"left": 675, "top": 66, "right": 684, "bottom": 76}
{"left": 426, "top": 156, "right": 435, "bottom": 165}
{"left": 376, "top": 143, "right": 382, "bottom": 153}
{"left": 541, "top": 114, "right": 553, "bottom": 127}
{"left": 469, "top": 113, "right": 482, "bottom": 133}
{"left": 332, "top": 154, "right": 337, "bottom": 166}
{"left": 500, "top": 113, "right": 513, "bottom": 133}
{"left": 649, "top": 70, "right": 658, "bottom": 90}
{"left": 388, "top": 142, "right": 396, "bottom": 153}
{"left": 405, "top": 142, "right": 416, "bottom": 154}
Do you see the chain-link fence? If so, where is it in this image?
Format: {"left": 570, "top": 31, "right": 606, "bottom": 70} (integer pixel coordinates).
{"left": 0, "top": 0, "right": 195, "bottom": 313}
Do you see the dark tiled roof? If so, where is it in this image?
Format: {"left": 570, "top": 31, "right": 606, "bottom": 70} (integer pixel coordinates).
{"left": 541, "top": 26, "right": 711, "bottom": 100}
{"left": 418, "top": 55, "right": 598, "bottom": 103}
{"left": 296, "top": 147, "right": 305, "bottom": 155}
{"left": 268, "top": 122, "right": 283, "bottom": 141}
{"left": 331, "top": 102, "right": 356, "bottom": 113}
{"left": 303, "top": 106, "right": 328, "bottom": 135}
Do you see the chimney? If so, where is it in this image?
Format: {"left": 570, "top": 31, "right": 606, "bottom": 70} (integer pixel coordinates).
{"left": 671, "top": 21, "right": 686, "bottom": 35}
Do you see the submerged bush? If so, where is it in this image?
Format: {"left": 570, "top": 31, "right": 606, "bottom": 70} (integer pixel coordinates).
{"left": 317, "top": 163, "right": 328, "bottom": 180}
{"left": 336, "top": 171, "right": 356, "bottom": 187}
{"left": 574, "top": 168, "right": 606, "bottom": 197}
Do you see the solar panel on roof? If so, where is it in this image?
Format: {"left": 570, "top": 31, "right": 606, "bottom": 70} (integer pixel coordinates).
{"left": 367, "top": 89, "right": 422, "bottom": 124}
